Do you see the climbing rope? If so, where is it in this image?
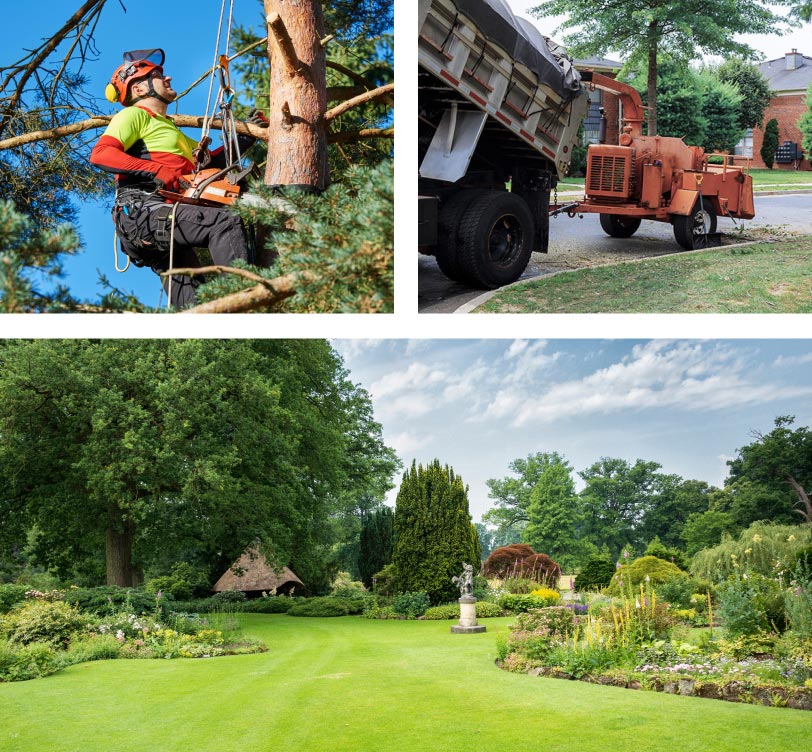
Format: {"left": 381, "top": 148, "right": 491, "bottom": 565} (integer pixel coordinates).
{"left": 197, "top": 0, "right": 239, "bottom": 171}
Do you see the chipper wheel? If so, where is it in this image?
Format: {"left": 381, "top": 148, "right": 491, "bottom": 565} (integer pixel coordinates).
{"left": 599, "top": 213, "right": 642, "bottom": 238}
{"left": 673, "top": 201, "right": 717, "bottom": 250}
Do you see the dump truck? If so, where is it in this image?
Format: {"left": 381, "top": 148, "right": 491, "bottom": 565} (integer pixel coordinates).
{"left": 418, "top": 0, "right": 589, "bottom": 288}
{"left": 418, "top": 0, "right": 756, "bottom": 289}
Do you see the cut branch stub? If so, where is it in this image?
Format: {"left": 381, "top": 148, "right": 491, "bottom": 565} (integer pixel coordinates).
{"left": 266, "top": 12, "right": 301, "bottom": 78}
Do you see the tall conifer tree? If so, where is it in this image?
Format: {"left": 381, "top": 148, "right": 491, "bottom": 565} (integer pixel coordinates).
{"left": 392, "top": 460, "right": 479, "bottom": 604}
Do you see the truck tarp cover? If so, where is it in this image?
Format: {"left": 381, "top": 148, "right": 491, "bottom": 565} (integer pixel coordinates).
{"left": 453, "top": 0, "right": 581, "bottom": 100}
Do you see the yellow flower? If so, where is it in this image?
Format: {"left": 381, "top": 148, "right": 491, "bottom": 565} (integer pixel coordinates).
{"left": 752, "top": 534, "right": 762, "bottom": 543}
{"left": 788, "top": 535, "right": 796, "bottom": 542}
{"left": 745, "top": 548, "right": 752, "bottom": 555}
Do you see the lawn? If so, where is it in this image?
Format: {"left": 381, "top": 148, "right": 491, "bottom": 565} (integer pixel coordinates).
{"left": 478, "top": 239, "right": 812, "bottom": 313}
{"left": 1, "top": 615, "right": 810, "bottom": 751}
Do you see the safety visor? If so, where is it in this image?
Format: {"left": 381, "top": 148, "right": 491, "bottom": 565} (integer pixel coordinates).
{"left": 123, "top": 48, "right": 165, "bottom": 66}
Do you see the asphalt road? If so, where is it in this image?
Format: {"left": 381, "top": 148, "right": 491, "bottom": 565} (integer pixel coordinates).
{"left": 417, "top": 192, "right": 812, "bottom": 313}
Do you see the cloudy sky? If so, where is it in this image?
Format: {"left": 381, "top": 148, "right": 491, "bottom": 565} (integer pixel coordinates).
{"left": 332, "top": 340, "right": 812, "bottom": 522}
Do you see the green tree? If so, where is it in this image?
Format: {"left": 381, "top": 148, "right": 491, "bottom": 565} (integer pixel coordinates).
{"left": 761, "top": 118, "right": 780, "bottom": 168}
{"left": 482, "top": 452, "right": 562, "bottom": 543}
{"left": 392, "top": 460, "right": 480, "bottom": 604}
{"left": 681, "top": 509, "right": 736, "bottom": 556}
{"left": 634, "top": 61, "right": 705, "bottom": 145}
{"left": 638, "top": 478, "right": 714, "bottom": 549}
{"left": 715, "top": 58, "right": 773, "bottom": 130}
{"left": 522, "top": 453, "right": 582, "bottom": 570}
{"left": 0, "top": 340, "right": 398, "bottom": 591}
{"left": 799, "top": 85, "right": 812, "bottom": 164}
{"left": 358, "top": 506, "right": 395, "bottom": 588}
{"left": 532, "top": 0, "right": 786, "bottom": 136}
{"left": 698, "top": 73, "right": 745, "bottom": 153}
{"left": 578, "top": 457, "right": 666, "bottom": 555}
{"left": 726, "top": 416, "right": 812, "bottom": 523}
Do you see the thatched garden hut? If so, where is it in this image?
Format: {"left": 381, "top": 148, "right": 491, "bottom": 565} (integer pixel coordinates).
{"left": 213, "top": 544, "right": 304, "bottom": 597}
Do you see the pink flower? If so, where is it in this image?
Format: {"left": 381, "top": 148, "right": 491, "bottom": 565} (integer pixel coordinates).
{"left": 116, "top": 630, "right": 125, "bottom": 642}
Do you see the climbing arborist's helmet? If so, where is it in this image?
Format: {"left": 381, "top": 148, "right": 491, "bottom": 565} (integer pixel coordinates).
{"left": 105, "top": 49, "right": 167, "bottom": 105}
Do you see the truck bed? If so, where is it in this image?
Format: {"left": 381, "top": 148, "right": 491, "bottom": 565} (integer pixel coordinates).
{"left": 418, "top": 0, "right": 588, "bottom": 180}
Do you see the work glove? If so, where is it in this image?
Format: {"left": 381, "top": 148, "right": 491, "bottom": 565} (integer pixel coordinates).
{"left": 246, "top": 108, "right": 269, "bottom": 128}
{"left": 153, "top": 166, "right": 182, "bottom": 192}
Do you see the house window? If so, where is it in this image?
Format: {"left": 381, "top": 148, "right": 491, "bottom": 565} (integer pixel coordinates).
{"left": 734, "top": 129, "right": 753, "bottom": 159}
{"left": 582, "top": 88, "right": 603, "bottom": 144}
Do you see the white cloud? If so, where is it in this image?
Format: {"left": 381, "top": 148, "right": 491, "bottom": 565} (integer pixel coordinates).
{"left": 774, "top": 352, "right": 812, "bottom": 368}
{"left": 387, "top": 431, "right": 433, "bottom": 456}
{"left": 511, "top": 341, "right": 812, "bottom": 426}
{"left": 369, "top": 362, "right": 447, "bottom": 399}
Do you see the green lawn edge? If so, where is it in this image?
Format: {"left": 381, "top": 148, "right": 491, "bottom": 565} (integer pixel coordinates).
{"left": 479, "top": 239, "right": 812, "bottom": 314}
{"left": 1, "top": 615, "right": 810, "bottom": 752}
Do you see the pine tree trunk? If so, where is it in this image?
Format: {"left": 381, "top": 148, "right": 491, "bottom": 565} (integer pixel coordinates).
{"left": 646, "top": 23, "right": 658, "bottom": 137}
{"left": 106, "top": 504, "right": 136, "bottom": 587}
{"left": 263, "top": 0, "right": 328, "bottom": 191}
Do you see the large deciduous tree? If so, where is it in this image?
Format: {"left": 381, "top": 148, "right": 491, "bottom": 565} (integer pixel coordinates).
{"left": 531, "top": 0, "right": 786, "bottom": 136}
{"left": 726, "top": 416, "right": 812, "bottom": 523}
{"left": 0, "top": 340, "right": 398, "bottom": 590}
{"left": 578, "top": 457, "right": 666, "bottom": 556}
{"left": 392, "top": 460, "right": 480, "bottom": 604}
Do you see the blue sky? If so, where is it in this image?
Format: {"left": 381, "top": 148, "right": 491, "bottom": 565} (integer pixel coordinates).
{"left": 332, "top": 339, "right": 812, "bottom": 522}
{"left": 3, "top": 0, "right": 271, "bottom": 306}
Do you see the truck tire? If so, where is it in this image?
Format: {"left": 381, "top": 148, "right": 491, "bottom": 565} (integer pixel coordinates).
{"left": 436, "top": 189, "right": 486, "bottom": 283}
{"left": 599, "top": 213, "right": 642, "bottom": 238}
{"left": 456, "top": 191, "right": 534, "bottom": 289}
{"left": 673, "top": 201, "right": 717, "bottom": 250}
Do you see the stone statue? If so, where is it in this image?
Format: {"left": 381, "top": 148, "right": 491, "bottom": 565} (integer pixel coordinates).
{"left": 452, "top": 562, "right": 474, "bottom": 597}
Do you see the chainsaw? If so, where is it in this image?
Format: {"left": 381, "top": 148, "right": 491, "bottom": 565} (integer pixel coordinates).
{"left": 158, "top": 163, "right": 254, "bottom": 207}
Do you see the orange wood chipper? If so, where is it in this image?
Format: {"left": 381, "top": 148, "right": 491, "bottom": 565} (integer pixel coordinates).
{"left": 571, "top": 71, "right": 755, "bottom": 250}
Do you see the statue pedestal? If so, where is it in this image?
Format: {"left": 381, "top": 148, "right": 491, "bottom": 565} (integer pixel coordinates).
{"left": 451, "top": 595, "right": 486, "bottom": 633}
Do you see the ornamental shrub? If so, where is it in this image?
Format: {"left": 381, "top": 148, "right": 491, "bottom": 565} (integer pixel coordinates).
{"left": 286, "top": 595, "right": 365, "bottom": 617}
{"left": 761, "top": 118, "right": 779, "bottom": 168}
{"left": 0, "top": 584, "right": 28, "bottom": 614}
{"left": 371, "top": 562, "right": 398, "bottom": 596}
{"left": 422, "top": 601, "right": 504, "bottom": 620}
{"left": 498, "top": 591, "right": 560, "bottom": 613}
{"left": 392, "top": 591, "right": 431, "bottom": 619}
{"left": 607, "top": 556, "right": 685, "bottom": 595}
{"left": 483, "top": 544, "right": 560, "bottom": 587}
{"left": 573, "top": 555, "right": 615, "bottom": 592}
{"left": 718, "top": 578, "right": 766, "bottom": 637}
{"left": 511, "top": 606, "right": 575, "bottom": 636}
{"left": 0, "top": 638, "right": 60, "bottom": 682}
{"left": 1, "top": 600, "right": 90, "bottom": 648}
{"left": 64, "top": 586, "right": 159, "bottom": 616}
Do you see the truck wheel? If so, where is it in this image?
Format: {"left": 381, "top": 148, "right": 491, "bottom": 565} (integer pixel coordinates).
{"left": 599, "top": 213, "right": 642, "bottom": 238}
{"left": 673, "top": 201, "right": 717, "bottom": 250}
{"left": 456, "top": 191, "right": 534, "bottom": 289}
{"left": 435, "top": 189, "right": 486, "bottom": 283}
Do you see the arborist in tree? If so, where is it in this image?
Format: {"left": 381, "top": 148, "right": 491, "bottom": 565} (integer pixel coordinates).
{"left": 90, "top": 49, "right": 268, "bottom": 308}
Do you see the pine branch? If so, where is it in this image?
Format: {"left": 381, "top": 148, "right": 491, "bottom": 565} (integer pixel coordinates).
{"left": 0, "top": 0, "right": 107, "bottom": 139}
{"left": 324, "top": 83, "right": 394, "bottom": 122}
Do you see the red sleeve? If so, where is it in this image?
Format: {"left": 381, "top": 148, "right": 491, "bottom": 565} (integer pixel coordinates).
{"left": 90, "top": 135, "right": 164, "bottom": 182}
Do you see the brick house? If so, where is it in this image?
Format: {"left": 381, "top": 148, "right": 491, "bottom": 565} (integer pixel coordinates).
{"left": 743, "top": 49, "right": 812, "bottom": 170}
